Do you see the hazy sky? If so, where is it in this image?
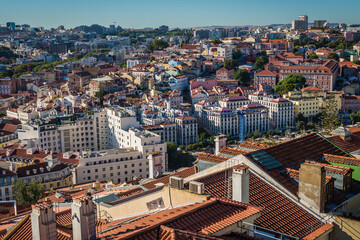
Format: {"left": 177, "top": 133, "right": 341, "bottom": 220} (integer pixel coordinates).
{"left": 1, "top": 0, "right": 359, "bottom": 29}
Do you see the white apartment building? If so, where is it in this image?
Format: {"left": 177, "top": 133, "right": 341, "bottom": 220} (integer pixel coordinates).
{"left": 106, "top": 106, "right": 167, "bottom": 171}
{"left": 251, "top": 97, "right": 294, "bottom": 130}
{"left": 168, "top": 75, "right": 189, "bottom": 92}
{"left": 74, "top": 148, "right": 151, "bottom": 184}
{"left": 174, "top": 117, "right": 198, "bottom": 146}
{"left": 219, "top": 96, "right": 251, "bottom": 110}
{"left": 142, "top": 122, "right": 177, "bottom": 144}
{"left": 18, "top": 111, "right": 108, "bottom": 153}
{"left": 239, "top": 104, "right": 269, "bottom": 134}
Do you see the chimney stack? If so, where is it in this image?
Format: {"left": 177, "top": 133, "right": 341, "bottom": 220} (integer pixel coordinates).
{"left": 299, "top": 163, "right": 326, "bottom": 213}
{"left": 72, "top": 195, "right": 96, "bottom": 240}
{"left": 215, "top": 135, "right": 227, "bottom": 155}
{"left": 31, "top": 203, "right": 57, "bottom": 240}
{"left": 232, "top": 165, "right": 249, "bottom": 204}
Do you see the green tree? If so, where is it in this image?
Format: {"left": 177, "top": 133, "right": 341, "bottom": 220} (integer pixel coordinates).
{"left": 148, "top": 39, "right": 169, "bottom": 51}
{"left": 234, "top": 70, "right": 251, "bottom": 86}
{"left": 308, "top": 53, "right": 319, "bottom": 59}
{"left": 306, "top": 121, "right": 316, "bottom": 130}
{"left": 209, "top": 39, "right": 223, "bottom": 44}
{"left": 224, "top": 59, "right": 238, "bottom": 68}
{"left": 254, "top": 55, "right": 269, "bottom": 71}
{"left": 296, "top": 121, "right": 306, "bottom": 131}
{"left": 167, "top": 142, "right": 195, "bottom": 171}
{"left": 13, "top": 179, "right": 44, "bottom": 204}
{"left": 327, "top": 53, "right": 339, "bottom": 62}
{"left": 95, "top": 90, "right": 108, "bottom": 105}
{"left": 209, "top": 136, "right": 215, "bottom": 146}
{"left": 232, "top": 49, "right": 242, "bottom": 59}
{"left": 275, "top": 74, "right": 306, "bottom": 96}
{"left": 253, "top": 129, "right": 261, "bottom": 138}
{"left": 320, "top": 95, "right": 340, "bottom": 132}
{"left": 350, "top": 111, "right": 360, "bottom": 124}
{"left": 353, "top": 60, "right": 360, "bottom": 65}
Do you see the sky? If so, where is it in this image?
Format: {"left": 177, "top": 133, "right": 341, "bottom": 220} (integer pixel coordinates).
{"left": 1, "top": 0, "right": 359, "bottom": 29}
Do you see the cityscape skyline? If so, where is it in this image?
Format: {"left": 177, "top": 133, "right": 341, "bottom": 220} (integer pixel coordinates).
{"left": 1, "top": 0, "right": 360, "bottom": 29}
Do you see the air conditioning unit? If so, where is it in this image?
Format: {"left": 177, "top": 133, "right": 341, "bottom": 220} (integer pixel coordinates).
{"left": 189, "top": 181, "right": 205, "bottom": 194}
{"left": 169, "top": 176, "right": 184, "bottom": 189}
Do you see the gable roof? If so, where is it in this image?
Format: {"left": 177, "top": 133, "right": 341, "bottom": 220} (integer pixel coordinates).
{"left": 192, "top": 168, "right": 326, "bottom": 239}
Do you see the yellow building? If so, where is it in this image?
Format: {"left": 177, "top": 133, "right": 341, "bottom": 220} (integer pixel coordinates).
{"left": 284, "top": 87, "right": 343, "bottom": 119}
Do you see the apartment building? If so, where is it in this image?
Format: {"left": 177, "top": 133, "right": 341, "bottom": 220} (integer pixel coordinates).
{"left": 73, "top": 148, "right": 151, "bottom": 184}
{"left": 0, "top": 79, "right": 17, "bottom": 95}
{"left": 88, "top": 76, "right": 120, "bottom": 97}
{"left": 279, "top": 60, "right": 339, "bottom": 91}
{"left": 142, "top": 122, "right": 177, "bottom": 144}
{"left": 0, "top": 167, "right": 17, "bottom": 201}
{"left": 219, "top": 96, "right": 251, "bottom": 110}
{"left": 174, "top": 116, "right": 198, "bottom": 145}
{"left": 239, "top": 103, "right": 270, "bottom": 134}
{"left": 251, "top": 96, "right": 294, "bottom": 129}
{"left": 106, "top": 106, "right": 167, "bottom": 171}
{"left": 18, "top": 111, "right": 108, "bottom": 153}
{"left": 254, "top": 70, "right": 278, "bottom": 89}
{"left": 216, "top": 67, "right": 234, "bottom": 80}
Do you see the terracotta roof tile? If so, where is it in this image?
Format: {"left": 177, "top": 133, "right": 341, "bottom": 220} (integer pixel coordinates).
{"left": 197, "top": 153, "right": 229, "bottom": 163}
{"left": 305, "top": 160, "right": 352, "bottom": 175}
{"left": 238, "top": 141, "right": 271, "bottom": 151}
{"left": 323, "top": 154, "right": 360, "bottom": 167}
{"left": 192, "top": 167, "right": 327, "bottom": 238}
{"left": 219, "top": 147, "right": 250, "bottom": 156}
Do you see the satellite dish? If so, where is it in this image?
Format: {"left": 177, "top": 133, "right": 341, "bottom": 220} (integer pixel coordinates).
{"left": 154, "top": 171, "right": 160, "bottom": 177}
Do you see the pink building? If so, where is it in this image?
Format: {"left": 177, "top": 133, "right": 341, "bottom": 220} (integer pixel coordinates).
{"left": 216, "top": 67, "right": 234, "bottom": 80}
{"left": 190, "top": 78, "right": 217, "bottom": 91}
{"left": 342, "top": 95, "right": 360, "bottom": 114}
{"left": 254, "top": 70, "right": 278, "bottom": 89}
{"left": 0, "top": 79, "right": 17, "bottom": 95}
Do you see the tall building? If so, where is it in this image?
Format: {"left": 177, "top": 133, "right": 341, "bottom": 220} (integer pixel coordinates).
{"left": 314, "top": 20, "right": 327, "bottom": 28}
{"left": 159, "top": 25, "right": 169, "bottom": 32}
{"left": 292, "top": 15, "right": 308, "bottom": 30}
{"left": 6, "top": 22, "right": 15, "bottom": 30}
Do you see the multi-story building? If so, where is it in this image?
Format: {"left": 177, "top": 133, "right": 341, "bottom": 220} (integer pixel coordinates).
{"left": 73, "top": 148, "right": 152, "bottom": 184}
{"left": 292, "top": 15, "right": 308, "bottom": 30}
{"left": 0, "top": 167, "right": 17, "bottom": 201}
{"left": 0, "top": 79, "right": 17, "bottom": 95}
{"left": 255, "top": 40, "right": 294, "bottom": 54}
{"left": 239, "top": 103, "right": 269, "bottom": 134}
{"left": 106, "top": 106, "right": 167, "bottom": 170}
{"left": 253, "top": 97, "right": 294, "bottom": 129}
{"left": 216, "top": 67, "right": 234, "bottom": 80}
{"left": 142, "top": 122, "right": 177, "bottom": 144}
{"left": 168, "top": 75, "right": 188, "bottom": 92}
{"left": 174, "top": 117, "right": 198, "bottom": 146}
{"left": 18, "top": 111, "right": 108, "bottom": 153}
{"left": 168, "top": 89, "right": 183, "bottom": 108}
{"left": 219, "top": 96, "right": 251, "bottom": 110}
{"left": 279, "top": 60, "right": 339, "bottom": 91}
{"left": 88, "top": 76, "right": 120, "bottom": 97}
{"left": 254, "top": 70, "right": 278, "bottom": 89}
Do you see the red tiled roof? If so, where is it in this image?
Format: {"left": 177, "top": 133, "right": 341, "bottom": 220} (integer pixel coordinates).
{"left": 305, "top": 160, "right": 352, "bottom": 175}
{"left": 244, "top": 133, "right": 347, "bottom": 195}
{"left": 98, "top": 198, "right": 261, "bottom": 239}
{"left": 193, "top": 167, "right": 327, "bottom": 238}
{"left": 219, "top": 147, "right": 250, "bottom": 156}
{"left": 197, "top": 153, "right": 229, "bottom": 163}
{"left": 301, "top": 86, "right": 324, "bottom": 92}
{"left": 239, "top": 141, "right": 271, "bottom": 150}
{"left": 323, "top": 154, "right": 360, "bottom": 167}
{"left": 303, "top": 223, "right": 333, "bottom": 240}
{"left": 255, "top": 69, "right": 277, "bottom": 76}
{"left": 283, "top": 168, "right": 333, "bottom": 184}
{"left": 327, "top": 131, "right": 360, "bottom": 153}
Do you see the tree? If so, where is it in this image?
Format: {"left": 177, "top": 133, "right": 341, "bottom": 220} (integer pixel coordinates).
{"left": 150, "top": 56, "right": 155, "bottom": 61}
{"left": 353, "top": 60, "right": 360, "bottom": 65}
{"left": 232, "top": 49, "right": 242, "bottom": 59}
{"left": 308, "top": 53, "right": 319, "bottom": 59}
{"left": 234, "top": 70, "right": 251, "bottom": 86}
{"left": 13, "top": 179, "right": 44, "bottom": 204}
{"left": 320, "top": 95, "right": 340, "bottom": 132}
{"left": 274, "top": 74, "right": 306, "bottom": 96}
{"left": 167, "top": 142, "right": 195, "bottom": 171}
{"left": 350, "top": 111, "right": 360, "bottom": 124}
{"left": 306, "top": 121, "right": 316, "bottom": 130}
{"left": 297, "top": 113, "right": 307, "bottom": 122}
{"left": 254, "top": 55, "right": 269, "bottom": 71}
{"left": 148, "top": 39, "right": 169, "bottom": 51}
{"left": 327, "top": 53, "right": 339, "bottom": 62}
{"left": 253, "top": 129, "right": 262, "bottom": 138}
{"left": 224, "top": 59, "right": 238, "bottom": 68}
{"left": 296, "top": 121, "right": 306, "bottom": 131}
{"left": 209, "top": 39, "right": 223, "bottom": 44}
{"left": 95, "top": 90, "right": 108, "bottom": 105}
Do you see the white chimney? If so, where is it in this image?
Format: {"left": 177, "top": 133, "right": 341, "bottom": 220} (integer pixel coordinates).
{"left": 72, "top": 195, "right": 96, "bottom": 240}
{"left": 31, "top": 203, "right": 57, "bottom": 240}
{"left": 215, "top": 135, "right": 227, "bottom": 155}
{"left": 232, "top": 166, "right": 249, "bottom": 204}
